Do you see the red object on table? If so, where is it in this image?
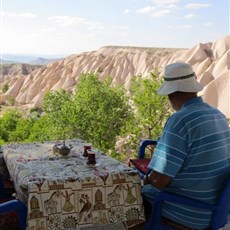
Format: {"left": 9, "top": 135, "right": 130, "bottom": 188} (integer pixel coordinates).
{"left": 129, "top": 158, "right": 150, "bottom": 174}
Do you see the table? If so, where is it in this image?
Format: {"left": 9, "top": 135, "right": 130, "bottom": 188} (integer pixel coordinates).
{"left": 2, "top": 140, "right": 145, "bottom": 229}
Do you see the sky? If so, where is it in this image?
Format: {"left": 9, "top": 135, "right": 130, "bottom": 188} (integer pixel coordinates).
{"left": 0, "top": 0, "right": 229, "bottom": 57}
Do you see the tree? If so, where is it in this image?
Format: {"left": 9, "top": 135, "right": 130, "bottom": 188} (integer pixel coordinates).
{"left": 40, "top": 74, "right": 133, "bottom": 153}
{"left": 0, "top": 109, "right": 22, "bottom": 142}
{"left": 0, "top": 72, "right": 171, "bottom": 161}
{"left": 127, "top": 72, "right": 172, "bottom": 155}
{"left": 72, "top": 74, "right": 133, "bottom": 152}
{"left": 28, "top": 115, "right": 54, "bottom": 142}
{"left": 9, "top": 117, "right": 35, "bottom": 142}
{"left": 43, "top": 89, "right": 76, "bottom": 139}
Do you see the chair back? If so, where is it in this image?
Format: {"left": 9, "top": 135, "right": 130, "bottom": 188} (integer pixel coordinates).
{"left": 211, "top": 177, "right": 230, "bottom": 229}
{"left": 138, "top": 139, "right": 157, "bottom": 159}
{"left": 130, "top": 139, "right": 157, "bottom": 180}
{"left": 0, "top": 199, "right": 27, "bottom": 230}
{"left": 0, "top": 175, "right": 27, "bottom": 229}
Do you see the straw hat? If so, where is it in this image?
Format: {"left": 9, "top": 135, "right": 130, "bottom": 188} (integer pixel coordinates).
{"left": 157, "top": 62, "right": 203, "bottom": 95}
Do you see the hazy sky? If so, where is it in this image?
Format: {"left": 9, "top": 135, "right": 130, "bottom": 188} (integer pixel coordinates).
{"left": 0, "top": 0, "right": 229, "bottom": 56}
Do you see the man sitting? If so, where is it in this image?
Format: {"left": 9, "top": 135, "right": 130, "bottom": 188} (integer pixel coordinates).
{"left": 142, "top": 62, "right": 230, "bottom": 229}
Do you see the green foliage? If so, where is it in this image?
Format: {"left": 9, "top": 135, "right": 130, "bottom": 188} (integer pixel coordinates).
{"left": 9, "top": 118, "right": 34, "bottom": 142}
{"left": 0, "top": 72, "right": 171, "bottom": 161}
{"left": 0, "top": 139, "right": 5, "bottom": 145}
{"left": 0, "top": 109, "right": 22, "bottom": 142}
{"left": 43, "top": 89, "right": 75, "bottom": 139}
{"left": 28, "top": 115, "right": 54, "bottom": 142}
{"left": 7, "top": 96, "right": 15, "bottom": 105}
{"left": 72, "top": 74, "right": 133, "bottom": 152}
{"left": 2, "top": 84, "right": 9, "bottom": 93}
{"left": 0, "top": 109, "right": 39, "bottom": 143}
{"left": 127, "top": 72, "right": 172, "bottom": 150}
{"left": 29, "top": 107, "right": 43, "bottom": 114}
{"left": 38, "top": 74, "right": 133, "bottom": 154}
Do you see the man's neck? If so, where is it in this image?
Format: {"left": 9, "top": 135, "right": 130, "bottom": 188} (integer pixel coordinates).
{"left": 168, "top": 92, "right": 197, "bottom": 111}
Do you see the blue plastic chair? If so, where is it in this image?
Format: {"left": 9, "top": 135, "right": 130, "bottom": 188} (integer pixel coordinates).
{"left": 129, "top": 139, "right": 157, "bottom": 180}
{"left": 138, "top": 139, "right": 157, "bottom": 159}
{"left": 145, "top": 177, "right": 230, "bottom": 230}
{"left": 0, "top": 175, "right": 27, "bottom": 230}
{"left": 131, "top": 140, "right": 230, "bottom": 229}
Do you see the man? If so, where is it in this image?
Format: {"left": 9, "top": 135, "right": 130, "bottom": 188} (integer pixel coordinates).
{"left": 142, "top": 62, "right": 230, "bottom": 229}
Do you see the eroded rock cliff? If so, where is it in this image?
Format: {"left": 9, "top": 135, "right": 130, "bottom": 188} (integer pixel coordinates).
{"left": 0, "top": 36, "right": 229, "bottom": 118}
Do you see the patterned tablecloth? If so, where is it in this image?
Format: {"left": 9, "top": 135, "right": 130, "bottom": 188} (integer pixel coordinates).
{"left": 2, "top": 140, "right": 145, "bottom": 230}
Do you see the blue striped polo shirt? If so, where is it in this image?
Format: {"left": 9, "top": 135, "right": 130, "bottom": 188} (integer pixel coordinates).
{"left": 148, "top": 97, "right": 230, "bottom": 229}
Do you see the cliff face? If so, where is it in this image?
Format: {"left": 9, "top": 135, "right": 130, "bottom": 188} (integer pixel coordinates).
{"left": 0, "top": 36, "right": 229, "bottom": 118}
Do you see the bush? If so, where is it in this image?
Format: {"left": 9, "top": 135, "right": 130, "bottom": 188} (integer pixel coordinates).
{"left": 7, "top": 96, "right": 15, "bottom": 106}
{"left": 2, "top": 84, "right": 9, "bottom": 93}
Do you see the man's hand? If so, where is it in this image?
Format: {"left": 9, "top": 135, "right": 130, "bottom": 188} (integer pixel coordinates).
{"left": 144, "top": 171, "right": 171, "bottom": 189}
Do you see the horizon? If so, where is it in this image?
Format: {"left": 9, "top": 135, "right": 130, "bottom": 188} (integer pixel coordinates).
{"left": 0, "top": 0, "right": 229, "bottom": 56}
{"left": 1, "top": 45, "right": 187, "bottom": 60}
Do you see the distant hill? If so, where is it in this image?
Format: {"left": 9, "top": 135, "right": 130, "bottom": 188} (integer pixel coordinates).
{"left": 29, "top": 57, "right": 62, "bottom": 65}
{"left": 1, "top": 54, "right": 65, "bottom": 65}
{"left": 0, "top": 58, "right": 18, "bottom": 64}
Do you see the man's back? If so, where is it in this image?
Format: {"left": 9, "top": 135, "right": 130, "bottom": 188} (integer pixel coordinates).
{"left": 148, "top": 97, "right": 230, "bottom": 229}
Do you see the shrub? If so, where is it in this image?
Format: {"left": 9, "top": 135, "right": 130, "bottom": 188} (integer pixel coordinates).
{"left": 2, "top": 84, "right": 9, "bottom": 93}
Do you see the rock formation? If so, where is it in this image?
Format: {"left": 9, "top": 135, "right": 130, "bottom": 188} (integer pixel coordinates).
{"left": 0, "top": 35, "right": 229, "bottom": 118}
{"left": 1, "top": 63, "right": 42, "bottom": 76}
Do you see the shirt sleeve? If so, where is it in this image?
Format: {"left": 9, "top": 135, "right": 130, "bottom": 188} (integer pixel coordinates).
{"left": 148, "top": 115, "right": 188, "bottom": 177}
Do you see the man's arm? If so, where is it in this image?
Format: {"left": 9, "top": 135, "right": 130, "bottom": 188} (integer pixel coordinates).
{"left": 143, "top": 171, "right": 171, "bottom": 189}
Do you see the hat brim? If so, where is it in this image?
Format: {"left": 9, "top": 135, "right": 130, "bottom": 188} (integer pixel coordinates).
{"left": 157, "top": 78, "right": 204, "bottom": 95}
